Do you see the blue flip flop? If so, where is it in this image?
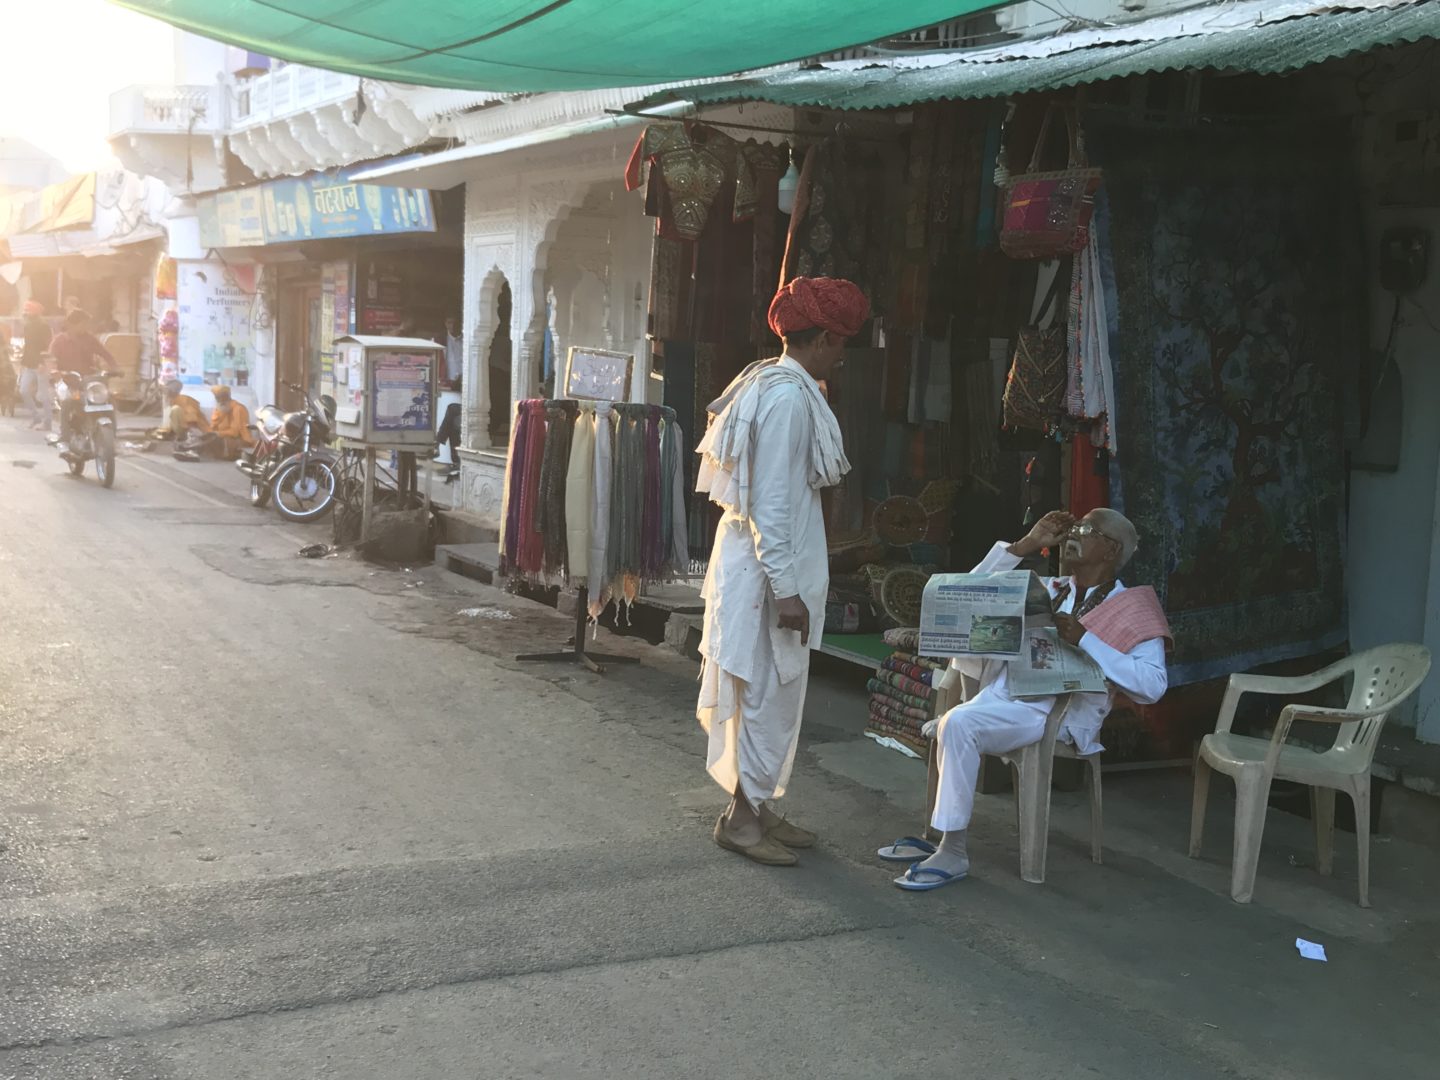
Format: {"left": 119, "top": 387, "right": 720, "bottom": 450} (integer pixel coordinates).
{"left": 876, "top": 836, "right": 937, "bottom": 863}
{"left": 894, "top": 862, "right": 967, "bottom": 891}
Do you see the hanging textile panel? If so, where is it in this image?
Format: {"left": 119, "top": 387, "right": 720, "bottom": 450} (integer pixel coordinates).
{"left": 1098, "top": 125, "right": 1355, "bottom": 684}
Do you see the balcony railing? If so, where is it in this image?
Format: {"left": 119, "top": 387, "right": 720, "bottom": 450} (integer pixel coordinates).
{"left": 109, "top": 84, "right": 223, "bottom": 137}
{"left": 230, "top": 64, "right": 360, "bottom": 130}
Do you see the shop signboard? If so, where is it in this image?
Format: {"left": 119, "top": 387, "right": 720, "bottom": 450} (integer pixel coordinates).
{"left": 563, "top": 346, "right": 633, "bottom": 402}
{"left": 198, "top": 165, "right": 436, "bottom": 249}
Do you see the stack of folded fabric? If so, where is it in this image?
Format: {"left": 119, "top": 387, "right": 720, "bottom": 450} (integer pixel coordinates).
{"left": 865, "top": 642, "right": 947, "bottom": 757}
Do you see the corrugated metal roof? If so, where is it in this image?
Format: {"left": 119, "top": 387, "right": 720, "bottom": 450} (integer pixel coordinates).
{"left": 630, "top": 1, "right": 1440, "bottom": 112}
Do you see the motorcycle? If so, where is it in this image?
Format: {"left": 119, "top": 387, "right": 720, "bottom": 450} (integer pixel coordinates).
{"left": 236, "top": 385, "right": 338, "bottom": 522}
{"left": 50, "top": 371, "right": 118, "bottom": 488}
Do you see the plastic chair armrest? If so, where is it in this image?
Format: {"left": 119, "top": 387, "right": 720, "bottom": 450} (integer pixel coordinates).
{"left": 1228, "top": 667, "right": 1345, "bottom": 697}
{"left": 1281, "top": 704, "right": 1373, "bottom": 726}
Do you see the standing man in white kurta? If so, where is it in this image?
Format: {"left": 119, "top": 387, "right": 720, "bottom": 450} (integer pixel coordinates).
{"left": 696, "top": 276, "right": 870, "bottom": 866}
{"left": 886, "top": 508, "right": 1171, "bottom": 890}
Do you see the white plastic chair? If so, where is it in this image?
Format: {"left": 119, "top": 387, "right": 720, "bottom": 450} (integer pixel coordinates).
{"left": 927, "top": 674, "right": 1102, "bottom": 884}
{"left": 999, "top": 694, "right": 1103, "bottom": 884}
{"left": 1189, "top": 644, "right": 1431, "bottom": 907}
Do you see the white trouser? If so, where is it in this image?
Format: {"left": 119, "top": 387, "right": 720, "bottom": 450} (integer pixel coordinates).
{"left": 931, "top": 697, "right": 1049, "bottom": 832}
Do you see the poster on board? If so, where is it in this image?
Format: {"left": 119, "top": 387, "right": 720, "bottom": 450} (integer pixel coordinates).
{"left": 563, "top": 346, "right": 633, "bottom": 402}
{"left": 370, "top": 351, "right": 434, "bottom": 431}
{"left": 176, "top": 261, "right": 254, "bottom": 387}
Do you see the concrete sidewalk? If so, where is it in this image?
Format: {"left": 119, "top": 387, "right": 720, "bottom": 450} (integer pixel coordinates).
{"left": 421, "top": 561, "right": 1440, "bottom": 1080}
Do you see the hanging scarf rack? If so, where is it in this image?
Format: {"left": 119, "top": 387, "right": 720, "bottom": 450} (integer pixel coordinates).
{"left": 500, "top": 398, "right": 689, "bottom": 674}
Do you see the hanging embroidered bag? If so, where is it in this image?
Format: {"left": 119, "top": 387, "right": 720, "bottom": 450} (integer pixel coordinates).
{"left": 999, "top": 104, "right": 1102, "bottom": 260}
{"left": 1002, "top": 267, "right": 1068, "bottom": 432}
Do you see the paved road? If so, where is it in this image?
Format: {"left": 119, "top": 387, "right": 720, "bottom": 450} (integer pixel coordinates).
{"left": 0, "top": 418, "right": 1433, "bottom": 1079}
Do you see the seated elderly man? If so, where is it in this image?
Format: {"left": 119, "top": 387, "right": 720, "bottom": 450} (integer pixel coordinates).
{"left": 885, "top": 508, "right": 1170, "bottom": 891}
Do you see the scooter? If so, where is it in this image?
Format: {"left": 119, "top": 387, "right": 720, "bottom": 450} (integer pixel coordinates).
{"left": 50, "top": 371, "right": 118, "bottom": 488}
{"left": 236, "top": 385, "right": 338, "bottom": 522}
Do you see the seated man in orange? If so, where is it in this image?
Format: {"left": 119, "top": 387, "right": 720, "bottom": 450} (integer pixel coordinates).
{"left": 157, "top": 380, "right": 209, "bottom": 442}
{"left": 207, "top": 385, "right": 254, "bottom": 459}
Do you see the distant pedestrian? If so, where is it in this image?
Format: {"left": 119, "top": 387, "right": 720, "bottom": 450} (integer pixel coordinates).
{"left": 0, "top": 326, "right": 16, "bottom": 416}
{"left": 18, "top": 300, "right": 52, "bottom": 432}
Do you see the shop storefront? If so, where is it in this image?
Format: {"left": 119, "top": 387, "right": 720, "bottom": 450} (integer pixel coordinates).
{"left": 194, "top": 163, "right": 463, "bottom": 411}
{"left": 613, "top": 55, "right": 1380, "bottom": 761}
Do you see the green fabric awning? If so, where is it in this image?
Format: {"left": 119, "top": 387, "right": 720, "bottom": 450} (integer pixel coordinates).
{"left": 111, "top": 1, "right": 1000, "bottom": 92}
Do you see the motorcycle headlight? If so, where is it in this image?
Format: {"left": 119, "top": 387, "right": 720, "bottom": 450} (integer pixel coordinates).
{"left": 85, "top": 383, "right": 110, "bottom": 406}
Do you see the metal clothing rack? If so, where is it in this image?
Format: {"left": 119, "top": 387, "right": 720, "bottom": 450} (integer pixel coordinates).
{"left": 515, "top": 585, "right": 639, "bottom": 676}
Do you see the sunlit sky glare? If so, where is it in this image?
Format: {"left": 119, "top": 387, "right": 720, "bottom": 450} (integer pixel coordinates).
{"left": 0, "top": 0, "right": 175, "bottom": 173}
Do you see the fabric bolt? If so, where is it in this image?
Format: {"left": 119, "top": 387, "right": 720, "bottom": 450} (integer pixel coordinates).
{"left": 518, "top": 403, "right": 548, "bottom": 575}
{"left": 866, "top": 684, "right": 932, "bottom": 722}
{"left": 882, "top": 657, "right": 934, "bottom": 685}
{"left": 875, "top": 668, "right": 934, "bottom": 700}
{"left": 499, "top": 400, "right": 535, "bottom": 571}
{"left": 565, "top": 406, "right": 596, "bottom": 584}
{"left": 588, "top": 403, "right": 615, "bottom": 620}
{"left": 643, "top": 407, "right": 663, "bottom": 576}
{"left": 1097, "top": 124, "right": 1350, "bottom": 682}
{"left": 1065, "top": 234, "right": 1118, "bottom": 453}
{"left": 538, "top": 401, "right": 577, "bottom": 578}
{"left": 888, "top": 650, "right": 946, "bottom": 672}
{"left": 882, "top": 627, "right": 923, "bottom": 651}
{"left": 665, "top": 420, "right": 690, "bottom": 572}
{"left": 870, "top": 683, "right": 932, "bottom": 713}
{"left": 660, "top": 415, "right": 675, "bottom": 570}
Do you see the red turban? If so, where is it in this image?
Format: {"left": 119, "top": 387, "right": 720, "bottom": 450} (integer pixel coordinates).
{"left": 767, "top": 276, "right": 869, "bottom": 340}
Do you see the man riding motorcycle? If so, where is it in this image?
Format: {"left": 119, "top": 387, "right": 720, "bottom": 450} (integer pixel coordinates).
{"left": 50, "top": 310, "right": 114, "bottom": 459}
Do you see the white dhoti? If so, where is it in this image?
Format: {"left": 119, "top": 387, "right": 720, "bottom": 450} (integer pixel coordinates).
{"left": 698, "top": 609, "right": 811, "bottom": 803}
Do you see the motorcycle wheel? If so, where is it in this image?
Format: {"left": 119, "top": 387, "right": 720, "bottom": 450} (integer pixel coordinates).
{"left": 272, "top": 459, "right": 337, "bottom": 522}
{"left": 66, "top": 451, "right": 85, "bottom": 477}
{"left": 250, "top": 472, "right": 273, "bottom": 509}
{"left": 94, "top": 426, "right": 116, "bottom": 489}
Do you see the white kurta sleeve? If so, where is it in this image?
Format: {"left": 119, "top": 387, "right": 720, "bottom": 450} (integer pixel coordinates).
{"left": 1077, "top": 633, "right": 1169, "bottom": 705}
{"left": 746, "top": 387, "right": 810, "bottom": 600}
{"left": 945, "top": 540, "right": 1027, "bottom": 681}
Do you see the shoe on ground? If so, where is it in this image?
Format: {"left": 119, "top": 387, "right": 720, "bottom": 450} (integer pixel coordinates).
{"left": 713, "top": 815, "right": 798, "bottom": 866}
{"left": 172, "top": 450, "right": 201, "bottom": 462}
{"left": 759, "top": 805, "right": 816, "bottom": 848}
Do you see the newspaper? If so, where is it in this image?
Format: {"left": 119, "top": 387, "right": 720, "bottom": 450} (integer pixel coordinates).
{"left": 918, "top": 569, "right": 1108, "bottom": 698}
{"left": 1007, "top": 626, "right": 1108, "bottom": 698}
{"left": 918, "top": 570, "right": 1053, "bottom": 659}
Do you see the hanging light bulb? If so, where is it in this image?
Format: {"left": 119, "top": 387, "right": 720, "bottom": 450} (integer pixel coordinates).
{"left": 776, "top": 148, "right": 801, "bottom": 215}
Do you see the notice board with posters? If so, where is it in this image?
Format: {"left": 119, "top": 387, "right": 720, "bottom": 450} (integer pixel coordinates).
{"left": 332, "top": 335, "right": 441, "bottom": 447}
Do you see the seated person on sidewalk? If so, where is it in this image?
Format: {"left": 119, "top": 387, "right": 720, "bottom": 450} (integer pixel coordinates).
{"left": 155, "top": 380, "right": 210, "bottom": 443}
{"left": 203, "top": 385, "right": 254, "bottom": 459}
{"left": 886, "top": 509, "right": 1171, "bottom": 892}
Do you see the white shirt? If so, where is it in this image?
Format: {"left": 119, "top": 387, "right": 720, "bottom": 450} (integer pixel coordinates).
{"left": 700, "top": 356, "right": 830, "bottom": 687}
{"left": 948, "top": 542, "right": 1169, "bottom": 753}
